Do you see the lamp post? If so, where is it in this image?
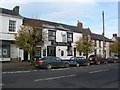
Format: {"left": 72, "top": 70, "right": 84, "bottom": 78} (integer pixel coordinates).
{"left": 102, "top": 11, "right": 105, "bottom": 57}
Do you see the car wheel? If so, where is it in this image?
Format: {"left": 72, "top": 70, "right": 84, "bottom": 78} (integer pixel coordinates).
{"left": 114, "top": 61, "right": 116, "bottom": 63}
{"left": 86, "top": 63, "right": 90, "bottom": 66}
{"left": 46, "top": 64, "right": 52, "bottom": 69}
{"left": 65, "top": 63, "right": 69, "bottom": 68}
{"left": 76, "top": 63, "right": 80, "bottom": 67}
{"left": 96, "top": 61, "right": 100, "bottom": 65}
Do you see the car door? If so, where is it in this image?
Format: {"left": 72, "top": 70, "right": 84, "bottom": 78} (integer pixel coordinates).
{"left": 50, "top": 57, "right": 57, "bottom": 67}
{"left": 55, "top": 57, "right": 63, "bottom": 67}
{"left": 77, "top": 57, "right": 83, "bottom": 64}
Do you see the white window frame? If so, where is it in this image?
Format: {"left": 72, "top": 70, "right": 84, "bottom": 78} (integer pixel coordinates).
{"left": 9, "top": 20, "right": 16, "bottom": 32}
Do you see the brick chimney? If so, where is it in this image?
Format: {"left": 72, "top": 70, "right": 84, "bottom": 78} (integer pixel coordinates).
{"left": 77, "top": 20, "right": 83, "bottom": 28}
{"left": 13, "top": 6, "right": 19, "bottom": 14}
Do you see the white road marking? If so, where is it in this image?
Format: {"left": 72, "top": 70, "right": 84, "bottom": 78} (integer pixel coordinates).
{"left": 2, "top": 68, "right": 70, "bottom": 74}
{"left": 102, "top": 69, "right": 109, "bottom": 71}
{"left": 34, "top": 74, "right": 77, "bottom": 81}
{"left": 89, "top": 70, "right": 103, "bottom": 74}
{"left": 51, "top": 69, "right": 64, "bottom": 71}
{"left": 115, "top": 67, "right": 118, "bottom": 69}
{"left": 51, "top": 68, "right": 70, "bottom": 71}
{"left": 2, "top": 70, "right": 31, "bottom": 74}
{"left": 89, "top": 68, "right": 110, "bottom": 74}
{"left": 33, "top": 70, "right": 37, "bottom": 71}
{"left": 0, "top": 83, "right": 4, "bottom": 86}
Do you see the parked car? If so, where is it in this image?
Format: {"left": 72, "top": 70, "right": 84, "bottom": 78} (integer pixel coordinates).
{"left": 35, "top": 56, "right": 69, "bottom": 69}
{"left": 107, "top": 56, "right": 120, "bottom": 63}
{"left": 68, "top": 57, "right": 90, "bottom": 67}
{"left": 88, "top": 55, "right": 107, "bottom": 65}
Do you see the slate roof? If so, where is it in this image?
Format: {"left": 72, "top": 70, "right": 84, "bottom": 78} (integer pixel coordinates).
{"left": 23, "top": 17, "right": 90, "bottom": 34}
{"left": 23, "top": 17, "right": 112, "bottom": 42}
{"left": 0, "top": 8, "right": 22, "bottom": 17}
{"left": 91, "top": 33, "right": 113, "bottom": 42}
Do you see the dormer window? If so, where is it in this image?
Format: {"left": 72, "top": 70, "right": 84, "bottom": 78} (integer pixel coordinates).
{"left": 9, "top": 20, "right": 16, "bottom": 32}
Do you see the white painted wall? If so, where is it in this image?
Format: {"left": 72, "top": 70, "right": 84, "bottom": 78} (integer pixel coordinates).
{"left": 105, "top": 42, "right": 110, "bottom": 58}
{"left": 56, "top": 46, "right": 68, "bottom": 60}
{"left": 0, "top": 14, "right": 23, "bottom": 40}
{"left": 0, "top": 15, "right": 2, "bottom": 39}
{"left": 73, "top": 33, "right": 82, "bottom": 43}
{"left": 0, "top": 13, "right": 23, "bottom": 61}
{"left": 10, "top": 44, "right": 18, "bottom": 58}
{"left": 92, "top": 39, "right": 110, "bottom": 58}
{"left": 56, "top": 30, "right": 67, "bottom": 42}
{"left": 19, "top": 49, "right": 24, "bottom": 61}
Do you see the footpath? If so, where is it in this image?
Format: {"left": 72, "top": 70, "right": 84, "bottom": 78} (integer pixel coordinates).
{"left": 1, "top": 61, "right": 36, "bottom": 72}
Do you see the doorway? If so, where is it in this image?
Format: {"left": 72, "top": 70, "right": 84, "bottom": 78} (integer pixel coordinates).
{"left": 24, "top": 51, "right": 28, "bottom": 61}
{"left": 47, "top": 46, "right": 56, "bottom": 56}
{"left": 74, "top": 48, "right": 76, "bottom": 57}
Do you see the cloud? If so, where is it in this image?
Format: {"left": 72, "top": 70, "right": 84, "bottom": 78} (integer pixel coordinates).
{"left": 41, "top": 2, "right": 98, "bottom": 21}
{"left": 0, "top": 1, "right": 118, "bottom": 39}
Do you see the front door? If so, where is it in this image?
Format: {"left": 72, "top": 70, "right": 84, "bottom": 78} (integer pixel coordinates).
{"left": 24, "top": 51, "right": 28, "bottom": 61}
{"left": 74, "top": 48, "right": 76, "bottom": 57}
{"left": 47, "top": 46, "right": 56, "bottom": 56}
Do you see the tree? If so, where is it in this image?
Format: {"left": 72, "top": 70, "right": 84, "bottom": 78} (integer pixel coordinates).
{"left": 15, "top": 20, "right": 46, "bottom": 64}
{"left": 109, "top": 41, "right": 120, "bottom": 55}
{"left": 75, "top": 35, "right": 94, "bottom": 58}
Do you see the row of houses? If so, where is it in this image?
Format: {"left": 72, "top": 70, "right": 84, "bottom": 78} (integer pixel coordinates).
{"left": 0, "top": 6, "right": 115, "bottom": 61}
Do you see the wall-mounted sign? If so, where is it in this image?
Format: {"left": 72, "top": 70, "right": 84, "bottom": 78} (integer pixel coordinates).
{"left": 3, "top": 49, "right": 7, "bottom": 56}
{"left": 51, "top": 42, "right": 71, "bottom": 46}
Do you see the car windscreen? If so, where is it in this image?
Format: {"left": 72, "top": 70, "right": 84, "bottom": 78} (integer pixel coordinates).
{"left": 113, "top": 57, "right": 118, "bottom": 59}
{"left": 77, "top": 57, "right": 85, "bottom": 60}
{"left": 70, "top": 57, "right": 76, "bottom": 60}
{"left": 40, "top": 57, "right": 52, "bottom": 60}
{"left": 107, "top": 57, "right": 112, "bottom": 59}
{"left": 89, "top": 55, "right": 96, "bottom": 58}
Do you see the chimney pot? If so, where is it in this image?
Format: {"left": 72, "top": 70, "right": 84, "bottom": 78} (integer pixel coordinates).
{"left": 113, "top": 34, "right": 117, "bottom": 38}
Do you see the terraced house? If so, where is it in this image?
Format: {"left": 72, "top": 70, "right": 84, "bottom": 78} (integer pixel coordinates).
{"left": 0, "top": 6, "right": 113, "bottom": 61}
{"left": 0, "top": 6, "right": 23, "bottom": 61}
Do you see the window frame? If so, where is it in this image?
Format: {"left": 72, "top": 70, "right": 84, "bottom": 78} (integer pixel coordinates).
{"left": 67, "top": 32, "right": 73, "bottom": 43}
{"left": 9, "top": 20, "right": 16, "bottom": 32}
{"left": 48, "top": 30, "right": 56, "bottom": 41}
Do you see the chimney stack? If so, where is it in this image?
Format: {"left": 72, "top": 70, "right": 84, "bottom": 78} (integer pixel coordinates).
{"left": 13, "top": 6, "right": 19, "bottom": 14}
{"left": 77, "top": 20, "right": 83, "bottom": 28}
{"left": 113, "top": 34, "right": 117, "bottom": 38}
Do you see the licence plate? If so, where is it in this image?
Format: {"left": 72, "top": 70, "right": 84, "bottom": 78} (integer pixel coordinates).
{"left": 35, "top": 64, "right": 39, "bottom": 66}
{"left": 90, "top": 61, "right": 94, "bottom": 63}
{"left": 70, "top": 61, "right": 73, "bottom": 62}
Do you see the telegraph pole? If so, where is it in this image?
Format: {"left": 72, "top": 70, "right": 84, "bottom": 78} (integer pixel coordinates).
{"left": 102, "top": 11, "right": 105, "bottom": 57}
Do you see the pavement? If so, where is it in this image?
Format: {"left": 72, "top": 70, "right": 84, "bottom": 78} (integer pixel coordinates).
{"left": 1, "top": 61, "right": 36, "bottom": 72}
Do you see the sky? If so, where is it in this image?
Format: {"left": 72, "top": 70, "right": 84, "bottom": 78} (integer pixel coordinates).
{"left": 0, "top": 0, "right": 119, "bottom": 39}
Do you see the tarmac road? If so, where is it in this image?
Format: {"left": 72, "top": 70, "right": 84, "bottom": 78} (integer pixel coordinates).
{"left": 1, "top": 63, "right": 120, "bottom": 88}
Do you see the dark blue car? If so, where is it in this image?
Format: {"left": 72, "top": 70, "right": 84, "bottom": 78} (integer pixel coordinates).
{"left": 69, "top": 57, "right": 90, "bottom": 67}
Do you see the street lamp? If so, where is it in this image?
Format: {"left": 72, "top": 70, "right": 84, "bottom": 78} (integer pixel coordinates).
{"left": 102, "top": 11, "right": 105, "bottom": 57}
